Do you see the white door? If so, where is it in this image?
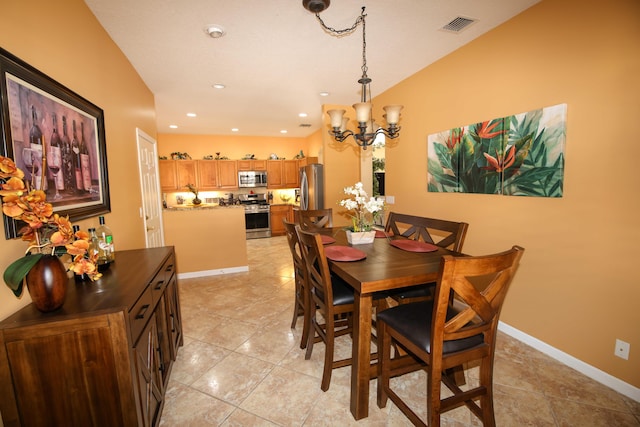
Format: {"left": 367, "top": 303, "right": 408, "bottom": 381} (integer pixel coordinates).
{"left": 136, "top": 128, "right": 164, "bottom": 247}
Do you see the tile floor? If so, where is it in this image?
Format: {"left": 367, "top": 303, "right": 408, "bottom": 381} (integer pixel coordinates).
{"left": 160, "top": 236, "right": 640, "bottom": 426}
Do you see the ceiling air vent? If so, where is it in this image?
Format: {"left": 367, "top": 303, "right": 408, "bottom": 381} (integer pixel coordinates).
{"left": 441, "top": 16, "right": 476, "bottom": 33}
{"left": 299, "top": 123, "right": 312, "bottom": 127}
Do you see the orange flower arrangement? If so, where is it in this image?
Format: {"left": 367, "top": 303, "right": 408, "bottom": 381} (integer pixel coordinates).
{"left": 1, "top": 155, "right": 100, "bottom": 297}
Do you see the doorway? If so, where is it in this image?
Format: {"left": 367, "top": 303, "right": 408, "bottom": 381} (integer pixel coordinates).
{"left": 136, "top": 128, "right": 165, "bottom": 247}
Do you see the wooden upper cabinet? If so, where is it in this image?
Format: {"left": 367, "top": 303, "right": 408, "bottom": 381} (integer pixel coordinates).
{"left": 197, "top": 161, "right": 219, "bottom": 190}
{"left": 159, "top": 160, "right": 178, "bottom": 191}
{"left": 217, "top": 160, "right": 238, "bottom": 188}
{"left": 160, "top": 160, "right": 197, "bottom": 191}
{"left": 283, "top": 160, "right": 299, "bottom": 188}
{"left": 297, "top": 157, "right": 318, "bottom": 168}
{"left": 267, "top": 160, "right": 285, "bottom": 188}
{"left": 238, "top": 159, "right": 267, "bottom": 171}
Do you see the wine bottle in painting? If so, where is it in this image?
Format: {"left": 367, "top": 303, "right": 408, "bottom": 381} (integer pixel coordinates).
{"left": 61, "top": 116, "right": 74, "bottom": 194}
{"left": 79, "top": 121, "right": 92, "bottom": 193}
{"left": 71, "top": 119, "right": 84, "bottom": 194}
{"left": 48, "top": 113, "right": 63, "bottom": 199}
{"left": 28, "top": 105, "right": 46, "bottom": 191}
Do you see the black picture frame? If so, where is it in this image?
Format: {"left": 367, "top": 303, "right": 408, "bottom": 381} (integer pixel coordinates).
{"left": 0, "top": 48, "right": 110, "bottom": 239}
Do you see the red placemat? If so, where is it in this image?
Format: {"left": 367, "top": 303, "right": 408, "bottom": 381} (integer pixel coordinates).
{"left": 390, "top": 240, "right": 439, "bottom": 253}
{"left": 375, "top": 230, "right": 390, "bottom": 238}
{"left": 324, "top": 245, "right": 367, "bottom": 262}
{"left": 320, "top": 235, "right": 336, "bottom": 245}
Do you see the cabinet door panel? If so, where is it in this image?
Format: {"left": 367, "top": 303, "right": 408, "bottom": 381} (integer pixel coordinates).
{"left": 283, "top": 160, "right": 299, "bottom": 188}
{"left": 197, "top": 161, "right": 219, "bottom": 190}
{"left": 175, "top": 161, "right": 197, "bottom": 190}
{"left": 134, "top": 313, "right": 163, "bottom": 427}
{"left": 217, "top": 160, "right": 238, "bottom": 188}
{"left": 6, "top": 322, "right": 126, "bottom": 426}
{"left": 159, "top": 160, "right": 177, "bottom": 191}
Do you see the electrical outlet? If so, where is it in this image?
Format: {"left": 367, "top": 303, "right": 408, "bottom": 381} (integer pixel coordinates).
{"left": 614, "top": 339, "right": 630, "bottom": 360}
{"left": 386, "top": 195, "right": 395, "bottom": 204}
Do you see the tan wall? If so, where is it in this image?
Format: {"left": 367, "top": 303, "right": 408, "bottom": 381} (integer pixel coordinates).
{"left": 157, "top": 133, "right": 310, "bottom": 161}
{"left": 371, "top": 0, "right": 640, "bottom": 387}
{"left": 0, "top": 0, "right": 156, "bottom": 320}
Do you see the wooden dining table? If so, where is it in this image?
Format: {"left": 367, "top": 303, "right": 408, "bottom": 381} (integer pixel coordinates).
{"left": 322, "top": 228, "right": 461, "bottom": 420}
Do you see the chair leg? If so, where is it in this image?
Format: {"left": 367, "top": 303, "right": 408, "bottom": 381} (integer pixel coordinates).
{"left": 427, "top": 367, "right": 443, "bottom": 427}
{"left": 320, "top": 315, "right": 335, "bottom": 391}
{"left": 299, "top": 285, "right": 311, "bottom": 349}
{"left": 376, "top": 320, "right": 390, "bottom": 408}
{"left": 479, "top": 357, "right": 496, "bottom": 427}
{"left": 305, "top": 305, "right": 317, "bottom": 360}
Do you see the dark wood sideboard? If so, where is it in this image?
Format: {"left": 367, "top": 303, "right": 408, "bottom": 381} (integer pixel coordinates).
{"left": 0, "top": 246, "right": 182, "bottom": 427}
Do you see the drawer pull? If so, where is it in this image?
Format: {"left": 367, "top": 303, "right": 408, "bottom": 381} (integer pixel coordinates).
{"left": 165, "top": 264, "right": 174, "bottom": 273}
{"left": 155, "top": 280, "right": 165, "bottom": 290}
{"left": 135, "top": 304, "right": 150, "bottom": 319}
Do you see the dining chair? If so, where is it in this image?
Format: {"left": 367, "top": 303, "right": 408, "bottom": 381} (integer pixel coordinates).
{"left": 295, "top": 226, "right": 355, "bottom": 391}
{"left": 297, "top": 208, "right": 333, "bottom": 231}
{"left": 376, "top": 246, "right": 525, "bottom": 427}
{"left": 385, "top": 212, "right": 469, "bottom": 304}
{"left": 283, "top": 219, "right": 310, "bottom": 349}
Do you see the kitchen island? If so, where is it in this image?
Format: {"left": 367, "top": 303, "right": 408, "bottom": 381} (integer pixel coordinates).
{"left": 162, "top": 205, "right": 248, "bottom": 277}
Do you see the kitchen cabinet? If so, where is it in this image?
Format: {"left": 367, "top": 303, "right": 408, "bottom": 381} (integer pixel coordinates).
{"left": 238, "top": 159, "right": 267, "bottom": 171}
{"left": 267, "top": 160, "right": 300, "bottom": 189}
{"left": 198, "top": 160, "right": 239, "bottom": 189}
{"left": 0, "top": 247, "right": 182, "bottom": 427}
{"left": 217, "top": 160, "right": 239, "bottom": 189}
{"left": 160, "top": 160, "right": 197, "bottom": 192}
{"left": 270, "top": 204, "right": 291, "bottom": 236}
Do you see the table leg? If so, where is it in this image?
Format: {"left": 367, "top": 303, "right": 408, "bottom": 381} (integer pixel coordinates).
{"left": 350, "top": 291, "right": 372, "bottom": 420}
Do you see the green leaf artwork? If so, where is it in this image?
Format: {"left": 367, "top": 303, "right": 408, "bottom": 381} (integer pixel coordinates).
{"left": 427, "top": 104, "right": 566, "bottom": 197}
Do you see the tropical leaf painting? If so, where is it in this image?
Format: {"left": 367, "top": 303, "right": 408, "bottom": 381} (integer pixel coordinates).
{"left": 427, "top": 104, "right": 566, "bottom": 197}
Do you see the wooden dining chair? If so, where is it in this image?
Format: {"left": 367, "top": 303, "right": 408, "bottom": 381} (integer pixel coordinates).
{"left": 385, "top": 212, "right": 469, "bottom": 304}
{"left": 283, "top": 219, "right": 310, "bottom": 349}
{"left": 297, "top": 208, "right": 333, "bottom": 231}
{"left": 295, "top": 226, "right": 354, "bottom": 391}
{"left": 376, "top": 246, "right": 525, "bottom": 427}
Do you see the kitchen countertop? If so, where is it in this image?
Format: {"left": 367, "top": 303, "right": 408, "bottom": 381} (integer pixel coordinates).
{"left": 164, "top": 204, "right": 244, "bottom": 211}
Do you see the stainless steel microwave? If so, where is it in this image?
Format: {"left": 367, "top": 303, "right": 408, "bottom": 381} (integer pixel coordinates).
{"left": 238, "top": 171, "right": 268, "bottom": 188}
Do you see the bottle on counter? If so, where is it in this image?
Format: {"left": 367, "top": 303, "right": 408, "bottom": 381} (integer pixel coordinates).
{"left": 96, "top": 216, "right": 115, "bottom": 262}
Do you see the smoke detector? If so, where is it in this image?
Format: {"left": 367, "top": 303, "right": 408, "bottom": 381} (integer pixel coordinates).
{"left": 204, "top": 25, "right": 225, "bottom": 38}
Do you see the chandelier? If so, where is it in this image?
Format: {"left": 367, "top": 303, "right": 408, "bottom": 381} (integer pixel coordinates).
{"left": 303, "top": 1, "right": 403, "bottom": 150}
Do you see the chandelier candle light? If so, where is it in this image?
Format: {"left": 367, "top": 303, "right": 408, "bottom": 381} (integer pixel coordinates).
{"left": 303, "top": 1, "right": 403, "bottom": 149}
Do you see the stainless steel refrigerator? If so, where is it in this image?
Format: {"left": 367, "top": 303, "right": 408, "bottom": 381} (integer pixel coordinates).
{"left": 299, "top": 163, "right": 324, "bottom": 210}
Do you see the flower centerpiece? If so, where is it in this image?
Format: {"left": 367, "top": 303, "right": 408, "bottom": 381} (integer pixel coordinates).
{"left": 185, "top": 183, "right": 201, "bottom": 205}
{"left": 339, "top": 182, "right": 384, "bottom": 244}
{"left": 1, "top": 156, "right": 101, "bottom": 312}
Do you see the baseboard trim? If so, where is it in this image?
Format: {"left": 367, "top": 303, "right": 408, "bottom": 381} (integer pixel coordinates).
{"left": 177, "top": 266, "right": 249, "bottom": 279}
{"left": 499, "top": 321, "right": 639, "bottom": 402}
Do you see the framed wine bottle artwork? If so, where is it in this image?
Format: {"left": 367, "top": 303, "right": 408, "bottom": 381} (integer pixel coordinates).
{"left": 0, "top": 48, "right": 111, "bottom": 239}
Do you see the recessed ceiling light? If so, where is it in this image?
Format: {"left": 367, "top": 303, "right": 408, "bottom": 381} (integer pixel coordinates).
{"left": 298, "top": 113, "right": 308, "bottom": 118}
{"left": 319, "top": 91, "right": 329, "bottom": 97}
{"left": 186, "top": 113, "right": 197, "bottom": 117}
{"left": 204, "top": 25, "right": 225, "bottom": 38}
{"left": 212, "top": 83, "right": 226, "bottom": 89}
{"left": 169, "top": 125, "right": 178, "bottom": 129}
{"left": 280, "top": 130, "right": 288, "bottom": 134}
{"left": 231, "top": 128, "right": 239, "bottom": 132}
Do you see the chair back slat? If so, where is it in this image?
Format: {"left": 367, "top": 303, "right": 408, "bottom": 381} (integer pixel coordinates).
{"left": 298, "top": 208, "right": 333, "bottom": 231}
{"left": 296, "top": 226, "right": 333, "bottom": 309}
{"left": 433, "top": 247, "right": 524, "bottom": 351}
{"left": 384, "top": 212, "right": 468, "bottom": 252}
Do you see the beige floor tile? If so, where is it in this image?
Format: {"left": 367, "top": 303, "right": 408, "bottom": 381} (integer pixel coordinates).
{"left": 160, "top": 381, "right": 236, "bottom": 426}
{"left": 239, "top": 366, "right": 323, "bottom": 426}
{"left": 170, "top": 339, "right": 231, "bottom": 385}
{"left": 191, "top": 352, "right": 275, "bottom": 406}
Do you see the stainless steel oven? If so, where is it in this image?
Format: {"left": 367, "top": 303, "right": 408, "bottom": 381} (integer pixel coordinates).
{"left": 239, "top": 194, "right": 271, "bottom": 239}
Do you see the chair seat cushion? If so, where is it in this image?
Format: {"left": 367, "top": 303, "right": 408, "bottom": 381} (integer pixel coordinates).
{"left": 377, "top": 301, "right": 484, "bottom": 354}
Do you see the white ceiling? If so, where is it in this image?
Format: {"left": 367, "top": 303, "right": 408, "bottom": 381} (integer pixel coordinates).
{"left": 84, "top": 0, "right": 539, "bottom": 138}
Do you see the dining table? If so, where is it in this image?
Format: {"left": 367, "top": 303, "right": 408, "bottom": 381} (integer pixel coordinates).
{"left": 321, "top": 227, "right": 462, "bottom": 420}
